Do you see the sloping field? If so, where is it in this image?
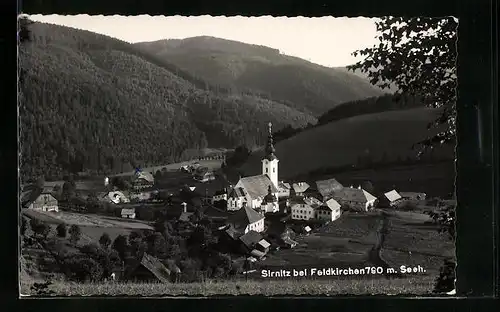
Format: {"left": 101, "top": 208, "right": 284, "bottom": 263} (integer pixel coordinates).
{"left": 241, "top": 107, "right": 453, "bottom": 179}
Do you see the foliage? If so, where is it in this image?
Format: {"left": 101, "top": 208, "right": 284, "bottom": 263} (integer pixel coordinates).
{"left": 68, "top": 224, "right": 82, "bottom": 244}
{"left": 56, "top": 223, "right": 67, "bottom": 238}
{"left": 112, "top": 234, "right": 129, "bottom": 261}
{"left": 433, "top": 258, "right": 456, "bottom": 293}
{"left": 99, "top": 232, "right": 112, "bottom": 249}
{"left": 18, "top": 22, "right": 317, "bottom": 181}
{"left": 427, "top": 202, "right": 455, "bottom": 241}
{"left": 64, "top": 255, "right": 103, "bottom": 282}
{"left": 29, "top": 218, "right": 51, "bottom": 239}
{"left": 30, "top": 281, "right": 56, "bottom": 296}
{"left": 348, "top": 17, "right": 457, "bottom": 154}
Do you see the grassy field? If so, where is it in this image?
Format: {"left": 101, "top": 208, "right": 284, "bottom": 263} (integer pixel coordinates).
{"left": 241, "top": 107, "right": 454, "bottom": 181}
{"left": 20, "top": 275, "right": 437, "bottom": 296}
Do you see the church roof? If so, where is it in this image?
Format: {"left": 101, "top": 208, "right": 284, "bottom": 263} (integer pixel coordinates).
{"left": 238, "top": 175, "right": 277, "bottom": 199}
{"left": 263, "top": 185, "right": 278, "bottom": 203}
{"left": 229, "top": 206, "right": 264, "bottom": 229}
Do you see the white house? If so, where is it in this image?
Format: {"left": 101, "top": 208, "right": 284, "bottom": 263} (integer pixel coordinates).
{"left": 103, "top": 191, "right": 130, "bottom": 204}
{"left": 332, "top": 186, "right": 377, "bottom": 212}
{"left": 315, "top": 198, "right": 342, "bottom": 222}
{"left": 121, "top": 208, "right": 136, "bottom": 219}
{"left": 23, "top": 191, "right": 59, "bottom": 212}
{"left": 384, "top": 190, "right": 403, "bottom": 207}
{"left": 290, "top": 197, "right": 322, "bottom": 220}
{"left": 227, "top": 206, "right": 265, "bottom": 234}
{"left": 277, "top": 181, "right": 291, "bottom": 198}
{"left": 227, "top": 187, "right": 247, "bottom": 211}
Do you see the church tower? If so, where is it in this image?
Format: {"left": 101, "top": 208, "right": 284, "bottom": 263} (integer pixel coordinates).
{"left": 262, "top": 122, "right": 279, "bottom": 188}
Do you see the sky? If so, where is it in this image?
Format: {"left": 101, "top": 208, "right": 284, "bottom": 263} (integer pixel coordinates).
{"left": 29, "top": 15, "right": 379, "bottom": 67}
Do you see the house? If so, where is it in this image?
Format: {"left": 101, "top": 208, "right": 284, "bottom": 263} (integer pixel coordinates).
{"left": 383, "top": 190, "right": 403, "bottom": 207}
{"left": 193, "top": 167, "right": 216, "bottom": 183}
{"left": 132, "top": 171, "right": 155, "bottom": 190}
{"left": 234, "top": 175, "right": 278, "bottom": 209}
{"left": 259, "top": 185, "right": 280, "bottom": 214}
{"left": 121, "top": 208, "right": 136, "bottom": 219}
{"left": 290, "top": 196, "right": 322, "bottom": 220}
{"left": 291, "top": 182, "right": 310, "bottom": 197}
{"left": 227, "top": 205, "right": 265, "bottom": 235}
{"left": 315, "top": 198, "right": 342, "bottom": 222}
{"left": 277, "top": 181, "right": 291, "bottom": 198}
{"left": 304, "top": 225, "right": 312, "bottom": 234}
{"left": 332, "top": 186, "right": 377, "bottom": 212}
{"left": 212, "top": 189, "right": 228, "bottom": 203}
{"left": 256, "top": 239, "right": 271, "bottom": 253}
{"left": 315, "top": 178, "right": 344, "bottom": 201}
{"left": 227, "top": 187, "right": 247, "bottom": 211}
{"left": 239, "top": 230, "right": 264, "bottom": 252}
{"left": 22, "top": 189, "right": 59, "bottom": 212}
{"left": 102, "top": 191, "right": 130, "bottom": 204}
{"left": 399, "top": 192, "right": 427, "bottom": 201}
{"left": 178, "top": 202, "right": 193, "bottom": 222}
{"left": 125, "top": 252, "right": 173, "bottom": 283}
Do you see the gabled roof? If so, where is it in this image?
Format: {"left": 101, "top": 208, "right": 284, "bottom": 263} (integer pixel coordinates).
{"left": 129, "top": 253, "right": 171, "bottom": 283}
{"left": 317, "top": 198, "right": 341, "bottom": 211}
{"left": 239, "top": 230, "right": 263, "bottom": 248}
{"left": 238, "top": 175, "right": 277, "bottom": 199}
{"left": 135, "top": 171, "right": 154, "bottom": 183}
{"left": 179, "top": 212, "right": 194, "bottom": 222}
{"left": 316, "top": 178, "right": 344, "bottom": 199}
{"left": 229, "top": 206, "right": 264, "bottom": 229}
{"left": 21, "top": 189, "right": 58, "bottom": 208}
{"left": 258, "top": 239, "right": 271, "bottom": 249}
{"left": 250, "top": 249, "right": 266, "bottom": 258}
{"left": 333, "top": 187, "right": 376, "bottom": 203}
{"left": 384, "top": 190, "right": 402, "bottom": 202}
{"left": 292, "top": 182, "right": 310, "bottom": 193}
{"left": 278, "top": 181, "right": 291, "bottom": 190}
{"left": 229, "top": 187, "right": 246, "bottom": 198}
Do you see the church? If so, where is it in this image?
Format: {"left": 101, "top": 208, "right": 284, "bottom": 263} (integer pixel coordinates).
{"left": 227, "top": 122, "right": 283, "bottom": 212}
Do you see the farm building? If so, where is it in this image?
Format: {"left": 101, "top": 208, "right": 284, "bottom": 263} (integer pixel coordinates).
{"left": 132, "top": 171, "right": 155, "bottom": 190}
{"left": 227, "top": 187, "right": 247, "bottom": 211}
{"left": 277, "top": 181, "right": 291, "bottom": 198}
{"left": 259, "top": 185, "right": 280, "bottom": 213}
{"left": 289, "top": 196, "right": 322, "bottom": 221}
{"left": 314, "top": 178, "right": 344, "bottom": 201}
{"left": 332, "top": 186, "right": 377, "bottom": 212}
{"left": 102, "top": 191, "right": 130, "bottom": 204}
{"left": 399, "top": 192, "right": 427, "bottom": 201}
{"left": 291, "top": 182, "right": 310, "bottom": 197}
{"left": 212, "top": 189, "right": 228, "bottom": 203}
{"left": 315, "top": 198, "right": 342, "bottom": 222}
{"left": 121, "top": 208, "right": 136, "bottom": 219}
{"left": 21, "top": 189, "right": 59, "bottom": 212}
{"left": 382, "top": 190, "right": 403, "bottom": 207}
{"left": 227, "top": 205, "right": 265, "bottom": 235}
{"left": 125, "top": 253, "right": 174, "bottom": 283}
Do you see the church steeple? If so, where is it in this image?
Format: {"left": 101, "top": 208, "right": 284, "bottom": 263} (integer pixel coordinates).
{"left": 265, "top": 122, "right": 277, "bottom": 161}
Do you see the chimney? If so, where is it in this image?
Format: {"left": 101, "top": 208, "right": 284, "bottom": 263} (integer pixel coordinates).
{"left": 358, "top": 185, "right": 361, "bottom": 190}
{"left": 182, "top": 202, "right": 187, "bottom": 213}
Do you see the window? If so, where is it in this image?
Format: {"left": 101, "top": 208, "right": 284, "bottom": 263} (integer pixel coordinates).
{"left": 273, "top": 168, "right": 275, "bottom": 173}
{"left": 266, "top": 168, "right": 268, "bottom": 173}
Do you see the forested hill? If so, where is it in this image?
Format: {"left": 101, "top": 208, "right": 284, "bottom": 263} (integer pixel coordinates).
{"left": 134, "top": 36, "right": 385, "bottom": 116}
{"left": 18, "top": 22, "right": 317, "bottom": 181}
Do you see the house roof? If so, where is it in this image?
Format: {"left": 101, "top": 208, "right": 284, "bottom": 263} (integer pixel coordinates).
{"left": 229, "top": 206, "right": 264, "bottom": 229}
{"left": 129, "top": 253, "right": 171, "bottom": 283}
{"left": 179, "top": 212, "right": 193, "bottom": 222}
{"left": 278, "top": 181, "right": 291, "bottom": 190}
{"left": 229, "top": 187, "right": 246, "bottom": 198}
{"left": 384, "top": 190, "right": 402, "bottom": 202}
{"left": 21, "top": 189, "right": 58, "bottom": 208}
{"left": 250, "top": 249, "right": 266, "bottom": 258}
{"left": 135, "top": 171, "right": 154, "bottom": 183}
{"left": 292, "top": 182, "right": 310, "bottom": 193}
{"left": 121, "top": 208, "right": 135, "bottom": 215}
{"left": 399, "top": 192, "right": 427, "bottom": 197}
{"left": 239, "top": 230, "right": 263, "bottom": 248}
{"left": 333, "top": 187, "right": 376, "bottom": 203}
{"left": 317, "top": 198, "right": 341, "bottom": 211}
{"left": 258, "top": 239, "right": 271, "bottom": 249}
{"left": 238, "top": 175, "right": 277, "bottom": 200}
{"left": 316, "top": 178, "right": 344, "bottom": 199}
{"left": 224, "top": 225, "right": 240, "bottom": 240}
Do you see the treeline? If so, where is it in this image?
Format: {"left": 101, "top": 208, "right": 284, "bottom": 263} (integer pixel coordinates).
{"left": 19, "top": 22, "right": 315, "bottom": 182}
{"left": 271, "top": 93, "right": 427, "bottom": 144}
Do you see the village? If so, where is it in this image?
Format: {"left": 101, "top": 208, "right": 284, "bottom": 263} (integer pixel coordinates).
{"left": 20, "top": 122, "right": 450, "bottom": 284}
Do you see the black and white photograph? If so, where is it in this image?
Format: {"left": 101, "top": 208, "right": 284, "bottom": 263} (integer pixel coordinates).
{"left": 18, "top": 14, "right": 457, "bottom": 296}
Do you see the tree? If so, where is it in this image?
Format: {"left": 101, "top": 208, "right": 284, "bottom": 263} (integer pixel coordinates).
{"left": 99, "top": 232, "right": 112, "bottom": 249}
{"left": 56, "top": 223, "right": 67, "bottom": 238}
{"left": 30, "top": 218, "right": 51, "bottom": 239}
{"left": 68, "top": 224, "right": 81, "bottom": 244}
{"left": 62, "top": 179, "right": 76, "bottom": 201}
{"left": 348, "top": 17, "right": 457, "bottom": 155}
{"left": 112, "top": 234, "right": 129, "bottom": 261}
{"left": 361, "top": 181, "right": 375, "bottom": 194}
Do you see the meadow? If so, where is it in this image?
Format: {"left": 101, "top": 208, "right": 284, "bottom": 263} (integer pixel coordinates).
{"left": 111, "top": 159, "right": 224, "bottom": 177}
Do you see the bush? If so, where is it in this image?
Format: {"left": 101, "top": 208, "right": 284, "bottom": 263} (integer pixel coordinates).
{"left": 68, "top": 224, "right": 81, "bottom": 244}
{"left": 433, "top": 258, "right": 456, "bottom": 293}
{"left": 99, "top": 233, "right": 112, "bottom": 249}
{"left": 56, "top": 223, "right": 67, "bottom": 238}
